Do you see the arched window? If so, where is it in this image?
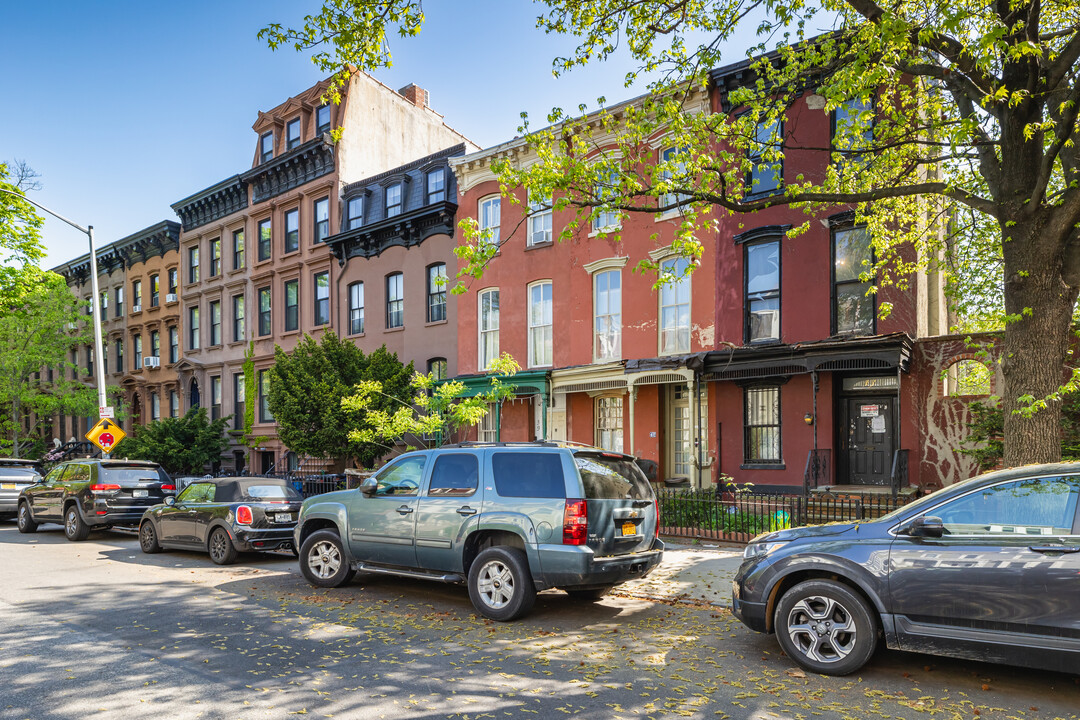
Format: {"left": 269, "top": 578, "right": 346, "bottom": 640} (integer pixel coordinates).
{"left": 943, "top": 359, "right": 992, "bottom": 397}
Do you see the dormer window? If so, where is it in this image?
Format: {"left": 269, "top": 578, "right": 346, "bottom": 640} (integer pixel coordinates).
{"left": 286, "top": 119, "right": 301, "bottom": 150}
{"left": 316, "top": 104, "right": 331, "bottom": 135}
{"left": 260, "top": 132, "right": 274, "bottom": 163}
{"left": 426, "top": 169, "right": 445, "bottom": 203}
{"left": 347, "top": 196, "right": 364, "bottom": 229}
{"left": 386, "top": 184, "right": 403, "bottom": 218}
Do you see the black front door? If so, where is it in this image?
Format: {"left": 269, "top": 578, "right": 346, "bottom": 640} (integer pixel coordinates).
{"left": 840, "top": 396, "right": 895, "bottom": 485}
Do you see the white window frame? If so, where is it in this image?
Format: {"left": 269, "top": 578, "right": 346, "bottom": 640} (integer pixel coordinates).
{"left": 658, "top": 145, "right": 689, "bottom": 216}
{"left": 348, "top": 281, "right": 365, "bottom": 335}
{"left": 479, "top": 195, "right": 501, "bottom": 247}
{"left": 478, "top": 403, "right": 498, "bottom": 443}
{"left": 150, "top": 392, "right": 160, "bottom": 422}
{"left": 527, "top": 280, "right": 553, "bottom": 368}
{"left": 595, "top": 395, "right": 624, "bottom": 453}
{"left": 591, "top": 168, "right": 621, "bottom": 233}
{"left": 478, "top": 288, "right": 500, "bottom": 370}
{"left": 527, "top": 192, "right": 552, "bottom": 246}
{"left": 657, "top": 252, "right": 691, "bottom": 355}
{"left": 593, "top": 269, "right": 622, "bottom": 361}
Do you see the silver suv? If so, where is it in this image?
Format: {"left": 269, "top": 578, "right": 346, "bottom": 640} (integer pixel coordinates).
{"left": 294, "top": 442, "right": 664, "bottom": 620}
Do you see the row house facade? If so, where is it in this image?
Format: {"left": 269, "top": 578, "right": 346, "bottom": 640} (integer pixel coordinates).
{"left": 51, "top": 221, "right": 182, "bottom": 441}
{"left": 449, "top": 59, "right": 954, "bottom": 492}
{"left": 169, "top": 73, "right": 474, "bottom": 474}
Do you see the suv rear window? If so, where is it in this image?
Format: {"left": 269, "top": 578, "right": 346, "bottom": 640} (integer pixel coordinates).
{"left": 102, "top": 467, "right": 169, "bottom": 484}
{"left": 575, "top": 454, "right": 653, "bottom": 500}
{"left": 492, "top": 452, "right": 565, "bottom": 498}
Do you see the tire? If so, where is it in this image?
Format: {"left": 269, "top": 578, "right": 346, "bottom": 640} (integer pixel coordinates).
{"left": 773, "top": 579, "right": 878, "bottom": 676}
{"left": 468, "top": 547, "right": 536, "bottom": 621}
{"left": 566, "top": 586, "right": 614, "bottom": 602}
{"left": 64, "top": 505, "right": 90, "bottom": 541}
{"left": 299, "top": 530, "right": 355, "bottom": 588}
{"left": 17, "top": 503, "right": 37, "bottom": 534}
{"left": 208, "top": 527, "right": 238, "bottom": 565}
{"left": 139, "top": 521, "right": 162, "bottom": 554}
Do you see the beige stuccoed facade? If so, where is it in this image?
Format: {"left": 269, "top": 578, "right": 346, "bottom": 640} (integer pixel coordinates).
{"left": 170, "top": 73, "right": 474, "bottom": 474}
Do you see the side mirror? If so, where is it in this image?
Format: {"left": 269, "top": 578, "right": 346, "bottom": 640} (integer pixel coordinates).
{"left": 164, "top": 496, "right": 176, "bottom": 507}
{"left": 905, "top": 515, "right": 944, "bottom": 538}
{"left": 360, "top": 477, "right": 378, "bottom": 497}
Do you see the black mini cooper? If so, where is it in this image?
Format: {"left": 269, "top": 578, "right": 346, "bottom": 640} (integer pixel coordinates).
{"left": 733, "top": 462, "right": 1080, "bottom": 676}
{"left": 139, "top": 476, "right": 302, "bottom": 565}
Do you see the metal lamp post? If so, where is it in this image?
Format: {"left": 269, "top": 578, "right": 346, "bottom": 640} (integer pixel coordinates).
{"left": 0, "top": 188, "right": 109, "bottom": 411}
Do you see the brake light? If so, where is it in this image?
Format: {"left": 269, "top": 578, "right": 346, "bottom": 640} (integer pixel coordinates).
{"left": 89, "top": 484, "right": 121, "bottom": 492}
{"left": 161, "top": 484, "right": 176, "bottom": 492}
{"left": 563, "top": 499, "right": 588, "bottom": 545}
{"left": 235, "top": 505, "right": 253, "bottom": 525}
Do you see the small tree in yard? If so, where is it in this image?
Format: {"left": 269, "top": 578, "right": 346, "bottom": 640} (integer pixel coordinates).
{"left": 342, "top": 353, "right": 520, "bottom": 454}
{"left": 113, "top": 407, "right": 230, "bottom": 476}
{"left": 267, "top": 332, "right": 412, "bottom": 468}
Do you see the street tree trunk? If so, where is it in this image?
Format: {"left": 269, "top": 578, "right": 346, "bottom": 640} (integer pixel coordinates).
{"left": 1000, "top": 219, "right": 1080, "bottom": 467}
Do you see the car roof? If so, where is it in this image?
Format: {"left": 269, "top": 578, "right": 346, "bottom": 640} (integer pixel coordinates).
{"left": 966, "top": 461, "right": 1080, "bottom": 485}
{"left": 0, "top": 458, "right": 39, "bottom": 466}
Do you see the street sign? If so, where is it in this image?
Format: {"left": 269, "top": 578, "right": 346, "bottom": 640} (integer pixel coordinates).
{"left": 99, "top": 406, "right": 115, "bottom": 419}
{"left": 85, "top": 418, "right": 126, "bottom": 455}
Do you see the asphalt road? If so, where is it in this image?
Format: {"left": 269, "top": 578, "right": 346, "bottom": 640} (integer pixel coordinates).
{"left": 1, "top": 523, "right": 1077, "bottom": 720}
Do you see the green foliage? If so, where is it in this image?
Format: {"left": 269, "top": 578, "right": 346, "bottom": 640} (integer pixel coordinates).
{"left": 0, "top": 270, "right": 107, "bottom": 457}
{"left": 267, "top": 332, "right": 412, "bottom": 467}
{"left": 962, "top": 395, "right": 1080, "bottom": 471}
{"left": 343, "top": 353, "right": 520, "bottom": 451}
{"left": 241, "top": 341, "right": 260, "bottom": 449}
{"left": 112, "top": 407, "right": 231, "bottom": 476}
{"left": 0, "top": 163, "right": 46, "bottom": 311}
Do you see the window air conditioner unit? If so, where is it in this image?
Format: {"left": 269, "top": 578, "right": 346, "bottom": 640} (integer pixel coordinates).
{"left": 143, "top": 356, "right": 161, "bottom": 369}
{"left": 166, "top": 293, "right": 178, "bottom": 303}
{"left": 750, "top": 309, "right": 780, "bottom": 340}
{"left": 132, "top": 304, "right": 142, "bottom": 313}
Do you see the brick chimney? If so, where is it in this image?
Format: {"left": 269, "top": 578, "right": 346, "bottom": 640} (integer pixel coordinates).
{"left": 398, "top": 83, "right": 429, "bottom": 109}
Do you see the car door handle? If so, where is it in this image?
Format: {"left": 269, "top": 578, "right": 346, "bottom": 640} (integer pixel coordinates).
{"left": 396, "top": 505, "right": 414, "bottom": 515}
{"left": 1029, "top": 545, "right": 1080, "bottom": 554}
{"left": 457, "top": 506, "right": 477, "bottom": 516}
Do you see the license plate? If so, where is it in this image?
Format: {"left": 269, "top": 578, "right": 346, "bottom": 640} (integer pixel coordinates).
{"left": 275, "top": 513, "right": 293, "bottom": 523}
{"left": 1, "top": 483, "right": 15, "bottom": 490}
{"left": 622, "top": 521, "right": 636, "bottom": 536}
{"left": 132, "top": 489, "right": 148, "bottom": 498}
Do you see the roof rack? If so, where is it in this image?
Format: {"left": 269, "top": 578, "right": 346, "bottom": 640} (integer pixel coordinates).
{"left": 440, "top": 441, "right": 562, "bottom": 449}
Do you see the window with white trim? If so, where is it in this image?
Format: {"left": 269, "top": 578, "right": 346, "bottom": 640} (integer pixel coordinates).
{"left": 348, "top": 282, "right": 364, "bottom": 335}
{"left": 659, "top": 146, "right": 689, "bottom": 211}
{"left": 386, "top": 184, "right": 403, "bottom": 217}
{"left": 479, "top": 196, "right": 500, "bottom": 246}
{"left": 659, "top": 256, "right": 691, "bottom": 354}
{"left": 592, "top": 169, "right": 621, "bottom": 231}
{"left": 746, "top": 239, "right": 780, "bottom": 342}
{"left": 386, "top": 273, "right": 404, "bottom": 329}
{"left": 478, "top": 288, "right": 499, "bottom": 369}
{"left": 426, "top": 169, "right": 445, "bottom": 203}
{"left": 527, "top": 192, "right": 552, "bottom": 246}
{"left": 594, "top": 269, "right": 621, "bottom": 360}
{"left": 528, "top": 281, "right": 553, "bottom": 367}
{"left": 478, "top": 403, "right": 498, "bottom": 442}
{"left": 595, "top": 396, "right": 624, "bottom": 453}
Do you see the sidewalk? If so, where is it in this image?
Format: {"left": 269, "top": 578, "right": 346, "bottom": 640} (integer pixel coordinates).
{"left": 614, "top": 539, "right": 744, "bottom": 608}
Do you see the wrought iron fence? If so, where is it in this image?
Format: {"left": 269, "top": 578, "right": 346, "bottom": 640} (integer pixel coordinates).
{"left": 657, "top": 487, "right": 913, "bottom": 543}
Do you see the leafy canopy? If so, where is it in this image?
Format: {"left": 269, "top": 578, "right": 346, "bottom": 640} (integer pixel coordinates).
{"left": 113, "top": 407, "right": 231, "bottom": 476}
{"left": 0, "top": 163, "right": 46, "bottom": 310}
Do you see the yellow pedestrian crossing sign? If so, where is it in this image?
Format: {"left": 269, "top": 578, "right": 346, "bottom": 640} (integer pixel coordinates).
{"left": 86, "top": 418, "right": 126, "bottom": 455}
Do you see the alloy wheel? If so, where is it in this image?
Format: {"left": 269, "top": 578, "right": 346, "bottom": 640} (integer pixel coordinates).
{"left": 476, "top": 559, "right": 515, "bottom": 610}
{"left": 785, "top": 595, "right": 858, "bottom": 664}
{"left": 307, "top": 540, "right": 341, "bottom": 579}
{"left": 209, "top": 531, "right": 228, "bottom": 562}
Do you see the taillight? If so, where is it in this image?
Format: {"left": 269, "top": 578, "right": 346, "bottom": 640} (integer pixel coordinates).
{"left": 563, "top": 499, "right": 588, "bottom": 545}
{"left": 89, "top": 484, "right": 121, "bottom": 492}
{"left": 161, "top": 484, "right": 176, "bottom": 492}
{"left": 235, "top": 505, "right": 253, "bottom": 525}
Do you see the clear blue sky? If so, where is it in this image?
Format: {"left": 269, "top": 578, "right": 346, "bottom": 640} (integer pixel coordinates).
{"left": 0, "top": 0, "right": 761, "bottom": 269}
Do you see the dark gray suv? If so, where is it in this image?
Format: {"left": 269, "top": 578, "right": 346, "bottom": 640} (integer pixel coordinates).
{"left": 733, "top": 462, "right": 1080, "bottom": 675}
{"left": 294, "top": 442, "right": 664, "bottom": 620}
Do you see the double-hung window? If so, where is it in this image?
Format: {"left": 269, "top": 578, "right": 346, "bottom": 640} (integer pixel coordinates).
{"left": 99, "top": 291, "right": 107, "bottom": 317}
{"left": 150, "top": 392, "right": 160, "bottom": 421}
{"left": 286, "top": 118, "right": 301, "bottom": 150}
{"left": 189, "top": 247, "right": 200, "bottom": 284}
{"left": 427, "top": 358, "right": 447, "bottom": 380}
{"left": 284, "top": 279, "right": 299, "bottom": 332}
{"left": 347, "top": 196, "right": 364, "bottom": 229}
{"left": 426, "top": 169, "right": 445, "bottom": 203}
{"left": 832, "top": 98, "right": 873, "bottom": 172}
{"left": 257, "top": 218, "right": 271, "bottom": 261}
{"left": 427, "top": 264, "right": 446, "bottom": 323}
{"left": 209, "top": 238, "right": 221, "bottom": 277}
{"left": 115, "top": 286, "right": 124, "bottom": 317}
{"left": 745, "top": 239, "right": 780, "bottom": 342}
{"left": 593, "top": 169, "right": 620, "bottom": 231}
{"left": 479, "top": 196, "right": 500, "bottom": 246}
{"left": 348, "top": 282, "right": 364, "bottom": 335}
{"left": 659, "top": 257, "right": 691, "bottom": 354}
{"left": 210, "top": 376, "right": 222, "bottom": 421}
{"left": 132, "top": 280, "right": 142, "bottom": 310}
{"left": 284, "top": 209, "right": 299, "bottom": 253}
{"left": 595, "top": 396, "right": 624, "bottom": 453}
{"left": 233, "top": 229, "right": 245, "bottom": 270}
{"left": 188, "top": 307, "right": 200, "bottom": 350}
{"left": 149, "top": 275, "right": 158, "bottom": 307}
{"left": 385, "top": 184, "right": 403, "bottom": 217}
{"left": 260, "top": 132, "right": 273, "bottom": 163}
{"left": 385, "top": 273, "right": 404, "bottom": 329}
{"left": 833, "top": 225, "right": 875, "bottom": 335}
{"left": 314, "top": 197, "right": 329, "bottom": 243}
{"left": 233, "top": 373, "right": 245, "bottom": 430}
{"left": 478, "top": 288, "right": 500, "bottom": 369}
{"left": 169, "top": 390, "right": 179, "bottom": 418}
{"left": 744, "top": 386, "right": 781, "bottom": 464}
{"left": 168, "top": 327, "right": 178, "bottom": 363}
{"left": 133, "top": 334, "right": 143, "bottom": 369}
{"left": 150, "top": 330, "right": 160, "bottom": 359}
{"left": 594, "top": 269, "right": 621, "bottom": 360}
{"left": 747, "top": 119, "right": 783, "bottom": 195}
{"left": 115, "top": 339, "right": 124, "bottom": 372}
{"left": 167, "top": 268, "right": 178, "bottom": 296}
{"left": 659, "top": 146, "right": 689, "bottom": 211}
{"left": 527, "top": 281, "right": 553, "bottom": 367}
{"left": 209, "top": 300, "right": 222, "bottom": 346}
{"left": 258, "top": 369, "right": 272, "bottom": 423}
{"left": 316, "top": 104, "right": 331, "bottom": 135}
{"left": 528, "top": 192, "right": 552, "bottom": 246}
{"left": 233, "top": 295, "right": 245, "bottom": 342}
{"left": 258, "top": 287, "right": 271, "bottom": 336}
{"left": 314, "top": 272, "right": 330, "bottom": 326}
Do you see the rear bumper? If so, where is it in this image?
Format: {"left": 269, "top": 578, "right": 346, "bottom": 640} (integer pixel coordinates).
{"left": 0, "top": 489, "right": 29, "bottom": 513}
{"left": 233, "top": 527, "right": 297, "bottom": 552}
{"left": 535, "top": 539, "right": 664, "bottom": 589}
{"left": 86, "top": 497, "right": 161, "bottom": 527}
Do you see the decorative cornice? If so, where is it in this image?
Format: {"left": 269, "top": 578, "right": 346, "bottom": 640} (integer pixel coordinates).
{"left": 327, "top": 201, "right": 457, "bottom": 267}
{"left": 53, "top": 221, "right": 182, "bottom": 284}
{"left": 241, "top": 137, "right": 335, "bottom": 204}
{"left": 733, "top": 224, "right": 792, "bottom": 245}
{"left": 343, "top": 144, "right": 467, "bottom": 197}
{"left": 582, "top": 256, "right": 630, "bottom": 274}
{"left": 171, "top": 176, "right": 248, "bottom": 232}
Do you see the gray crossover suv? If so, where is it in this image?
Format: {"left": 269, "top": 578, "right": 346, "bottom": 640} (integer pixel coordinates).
{"left": 294, "top": 442, "right": 664, "bottom": 620}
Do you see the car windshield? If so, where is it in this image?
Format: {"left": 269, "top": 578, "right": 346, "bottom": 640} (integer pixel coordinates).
{"left": 244, "top": 484, "right": 301, "bottom": 500}
{"left": 575, "top": 453, "right": 653, "bottom": 500}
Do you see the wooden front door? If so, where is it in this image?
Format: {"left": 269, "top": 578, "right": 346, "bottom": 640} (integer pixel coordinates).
{"left": 839, "top": 396, "right": 895, "bottom": 486}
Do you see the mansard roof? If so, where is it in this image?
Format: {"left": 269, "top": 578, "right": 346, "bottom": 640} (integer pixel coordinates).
{"left": 240, "top": 136, "right": 335, "bottom": 205}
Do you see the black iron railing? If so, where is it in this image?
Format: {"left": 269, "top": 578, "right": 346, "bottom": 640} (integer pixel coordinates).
{"left": 890, "top": 449, "right": 910, "bottom": 497}
{"left": 803, "top": 449, "right": 832, "bottom": 493}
